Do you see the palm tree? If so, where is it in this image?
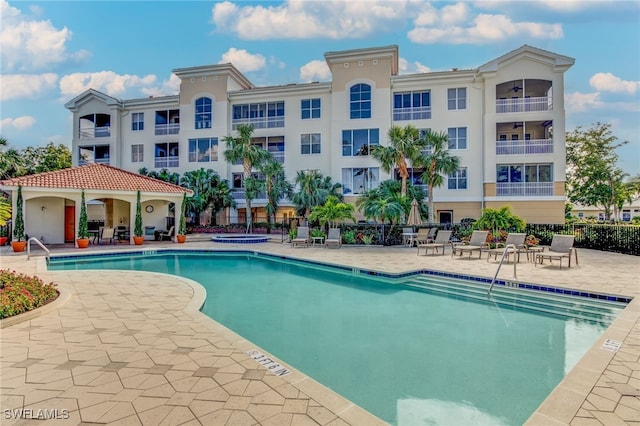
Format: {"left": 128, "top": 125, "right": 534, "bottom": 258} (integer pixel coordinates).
{"left": 371, "top": 125, "right": 427, "bottom": 198}
{"left": 257, "top": 159, "right": 293, "bottom": 231}
{"left": 207, "top": 174, "right": 235, "bottom": 225}
{"left": 355, "top": 184, "right": 405, "bottom": 225}
{"left": 223, "top": 124, "right": 272, "bottom": 232}
{"left": 308, "top": 195, "right": 356, "bottom": 229}
{"left": 292, "top": 170, "right": 342, "bottom": 217}
{"left": 416, "top": 130, "right": 460, "bottom": 223}
{"left": 180, "top": 168, "right": 216, "bottom": 226}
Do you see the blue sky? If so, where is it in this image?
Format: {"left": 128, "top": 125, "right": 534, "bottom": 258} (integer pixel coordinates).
{"left": 1, "top": 0, "right": 639, "bottom": 175}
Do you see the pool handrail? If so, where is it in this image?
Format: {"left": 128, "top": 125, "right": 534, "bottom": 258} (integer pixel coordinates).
{"left": 488, "top": 243, "right": 517, "bottom": 295}
{"left": 27, "top": 236, "right": 50, "bottom": 263}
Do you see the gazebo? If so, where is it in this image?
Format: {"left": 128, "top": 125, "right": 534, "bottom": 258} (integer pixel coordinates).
{"left": 0, "top": 164, "right": 192, "bottom": 246}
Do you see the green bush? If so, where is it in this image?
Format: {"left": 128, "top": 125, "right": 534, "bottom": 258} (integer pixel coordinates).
{"left": 0, "top": 270, "right": 58, "bottom": 319}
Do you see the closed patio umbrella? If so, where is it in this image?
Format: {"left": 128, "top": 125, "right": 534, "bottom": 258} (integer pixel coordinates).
{"left": 407, "top": 198, "right": 422, "bottom": 227}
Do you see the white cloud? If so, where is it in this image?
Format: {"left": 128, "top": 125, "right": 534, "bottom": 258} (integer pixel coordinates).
{"left": 219, "top": 48, "right": 266, "bottom": 73}
{"left": 0, "top": 73, "right": 58, "bottom": 101}
{"left": 0, "top": 0, "right": 89, "bottom": 72}
{"left": 0, "top": 116, "right": 36, "bottom": 131}
{"left": 565, "top": 92, "right": 603, "bottom": 112}
{"left": 212, "top": 0, "right": 417, "bottom": 39}
{"left": 299, "top": 60, "right": 331, "bottom": 82}
{"left": 589, "top": 72, "right": 640, "bottom": 95}
{"left": 58, "top": 71, "right": 157, "bottom": 98}
{"left": 141, "top": 74, "right": 181, "bottom": 97}
{"left": 399, "top": 57, "right": 431, "bottom": 75}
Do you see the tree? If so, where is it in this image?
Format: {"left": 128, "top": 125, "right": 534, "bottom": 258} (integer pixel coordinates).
{"left": 308, "top": 195, "right": 356, "bottom": 229}
{"left": 257, "top": 159, "right": 293, "bottom": 230}
{"left": 13, "top": 186, "right": 25, "bottom": 241}
{"left": 178, "top": 193, "right": 187, "bottom": 236}
{"left": 371, "top": 125, "right": 426, "bottom": 198}
{"left": 474, "top": 206, "right": 525, "bottom": 237}
{"left": 0, "top": 197, "right": 10, "bottom": 226}
{"left": 223, "top": 124, "right": 272, "bottom": 233}
{"left": 355, "top": 181, "right": 406, "bottom": 225}
{"left": 24, "top": 143, "right": 72, "bottom": 174}
{"left": 566, "top": 122, "right": 629, "bottom": 220}
{"left": 78, "top": 190, "right": 89, "bottom": 239}
{"left": 292, "top": 170, "right": 342, "bottom": 217}
{"left": 416, "top": 130, "right": 460, "bottom": 223}
{"left": 207, "top": 174, "right": 235, "bottom": 225}
{"left": 181, "top": 168, "right": 216, "bottom": 226}
{"left": 134, "top": 190, "right": 143, "bottom": 237}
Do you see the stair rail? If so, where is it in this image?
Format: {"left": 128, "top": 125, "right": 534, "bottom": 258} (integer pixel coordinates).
{"left": 27, "top": 237, "right": 50, "bottom": 263}
{"left": 487, "top": 244, "right": 517, "bottom": 295}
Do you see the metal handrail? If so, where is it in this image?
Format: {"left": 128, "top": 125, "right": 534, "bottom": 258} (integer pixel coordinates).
{"left": 27, "top": 237, "right": 50, "bottom": 263}
{"left": 487, "top": 244, "right": 517, "bottom": 295}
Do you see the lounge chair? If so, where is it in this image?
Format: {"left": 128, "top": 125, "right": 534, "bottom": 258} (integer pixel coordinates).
{"left": 325, "top": 228, "right": 342, "bottom": 249}
{"left": 536, "top": 235, "right": 578, "bottom": 269}
{"left": 452, "top": 230, "right": 490, "bottom": 259}
{"left": 100, "top": 227, "right": 115, "bottom": 245}
{"left": 158, "top": 226, "right": 174, "bottom": 241}
{"left": 291, "top": 226, "right": 310, "bottom": 248}
{"left": 417, "top": 230, "right": 452, "bottom": 256}
{"left": 414, "top": 228, "right": 435, "bottom": 249}
{"left": 486, "top": 233, "right": 527, "bottom": 263}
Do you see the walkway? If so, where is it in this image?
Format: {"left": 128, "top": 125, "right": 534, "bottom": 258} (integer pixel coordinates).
{"left": 1, "top": 238, "right": 638, "bottom": 425}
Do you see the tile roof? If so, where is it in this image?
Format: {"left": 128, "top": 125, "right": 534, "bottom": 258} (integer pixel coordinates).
{"left": 0, "top": 164, "right": 192, "bottom": 194}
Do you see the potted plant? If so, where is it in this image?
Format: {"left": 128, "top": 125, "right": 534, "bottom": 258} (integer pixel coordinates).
{"left": 133, "top": 190, "right": 144, "bottom": 245}
{"left": 11, "top": 186, "right": 26, "bottom": 252}
{"left": 176, "top": 193, "right": 187, "bottom": 243}
{"left": 525, "top": 234, "right": 540, "bottom": 247}
{"left": 0, "top": 227, "right": 7, "bottom": 246}
{"left": 77, "top": 190, "right": 90, "bottom": 248}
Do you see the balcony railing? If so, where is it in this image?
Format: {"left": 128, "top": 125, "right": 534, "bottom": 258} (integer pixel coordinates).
{"left": 496, "top": 182, "right": 554, "bottom": 196}
{"left": 496, "top": 96, "right": 551, "bottom": 113}
{"left": 232, "top": 190, "right": 267, "bottom": 200}
{"left": 155, "top": 123, "right": 180, "bottom": 135}
{"left": 154, "top": 156, "right": 179, "bottom": 168}
{"left": 78, "top": 157, "right": 110, "bottom": 166}
{"left": 393, "top": 106, "right": 432, "bottom": 121}
{"left": 79, "top": 126, "right": 110, "bottom": 139}
{"left": 232, "top": 117, "right": 284, "bottom": 129}
{"left": 496, "top": 138, "right": 553, "bottom": 155}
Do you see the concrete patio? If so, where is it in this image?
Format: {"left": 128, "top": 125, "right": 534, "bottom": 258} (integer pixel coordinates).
{"left": 1, "top": 238, "right": 638, "bottom": 425}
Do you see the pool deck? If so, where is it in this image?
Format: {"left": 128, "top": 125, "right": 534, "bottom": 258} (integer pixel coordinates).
{"left": 1, "top": 237, "right": 638, "bottom": 425}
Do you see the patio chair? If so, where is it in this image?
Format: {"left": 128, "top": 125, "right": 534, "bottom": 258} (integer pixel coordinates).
{"left": 535, "top": 235, "right": 578, "bottom": 269}
{"left": 486, "top": 233, "right": 527, "bottom": 263}
{"left": 325, "top": 228, "right": 342, "bottom": 249}
{"left": 158, "top": 226, "right": 174, "bottom": 241}
{"left": 414, "top": 228, "right": 435, "bottom": 249}
{"left": 452, "top": 230, "right": 490, "bottom": 259}
{"left": 402, "top": 227, "right": 414, "bottom": 246}
{"left": 291, "top": 226, "right": 310, "bottom": 248}
{"left": 417, "top": 230, "right": 452, "bottom": 256}
{"left": 100, "top": 227, "right": 115, "bottom": 245}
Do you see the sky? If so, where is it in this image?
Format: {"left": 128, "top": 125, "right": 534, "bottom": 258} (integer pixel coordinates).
{"left": 1, "top": 0, "right": 639, "bottom": 175}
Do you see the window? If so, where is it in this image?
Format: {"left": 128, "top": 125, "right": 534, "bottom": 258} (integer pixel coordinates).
{"left": 496, "top": 163, "right": 553, "bottom": 196}
{"left": 342, "top": 167, "right": 380, "bottom": 195}
{"left": 393, "top": 91, "right": 431, "bottom": 120}
{"left": 79, "top": 145, "right": 110, "bottom": 164}
{"left": 132, "top": 113, "right": 144, "bottom": 131}
{"left": 195, "top": 97, "right": 212, "bottom": 129}
{"left": 79, "top": 113, "right": 111, "bottom": 138}
{"left": 350, "top": 84, "right": 371, "bottom": 119}
{"left": 131, "top": 144, "right": 144, "bottom": 162}
{"left": 301, "top": 133, "right": 321, "bottom": 154}
{"left": 447, "top": 127, "right": 467, "bottom": 150}
{"left": 155, "top": 110, "right": 180, "bottom": 135}
{"left": 342, "top": 129, "right": 379, "bottom": 156}
{"left": 395, "top": 168, "right": 426, "bottom": 193}
{"left": 188, "top": 138, "right": 218, "bottom": 162}
{"left": 154, "top": 142, "right": 179, "bottom": 168}
{"left": 447, "top": 87, "right": 466, "bottom": 110}
{"left": 448, "top": 167, "right": 468, "bottom": 190}
{"left": 301, "top": 98, "right": 321, "bottom": 119}
{"left": 250, "top": 136, "right": 285, "bottom": 163}
{"left": 232, "top": 102, "right": 284, "bottom": 129}
{"left": 525, "top": 163, "right": 552, "bottom": 183}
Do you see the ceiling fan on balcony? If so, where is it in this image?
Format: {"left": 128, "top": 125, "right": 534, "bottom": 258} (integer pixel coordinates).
{"left": 513, "top": 122, "right": 524, "bottom": 129}
{"left": 510, "top": 81, "right": 523, "bottom": 92}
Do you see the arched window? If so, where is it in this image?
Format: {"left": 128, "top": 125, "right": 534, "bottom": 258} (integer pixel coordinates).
{"left": 195, "top": 97, "right": 212, "bottom": 129}
{"left": 350, "top": 84, "right": 371, "bottom": 119}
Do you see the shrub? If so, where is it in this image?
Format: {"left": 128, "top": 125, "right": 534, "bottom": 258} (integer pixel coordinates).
{"left": 0, "top": 270, "right": 58, "bottom": 319}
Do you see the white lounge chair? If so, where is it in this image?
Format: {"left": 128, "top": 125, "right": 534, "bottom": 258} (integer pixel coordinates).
{"left": 536, "top": 235, "right": 578, "bottom": 269}
{"left": 291, "top": 226, "right": 310, "bottom": 248}
{"left": 452, "top": 230, "right": 490, "bottom": 259}
{"left": 486, "top": 233, "right": 527, "bottom": 263}
{"left": 417, "top": 230, "right": 452, "bottom": 256}
{"left": 325, "top": 228, "right": 342, "bottom": 249}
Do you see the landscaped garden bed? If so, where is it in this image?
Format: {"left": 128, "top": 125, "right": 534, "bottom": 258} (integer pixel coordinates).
{"left": 0, "top": 270, "right": 58, "bottom": 319}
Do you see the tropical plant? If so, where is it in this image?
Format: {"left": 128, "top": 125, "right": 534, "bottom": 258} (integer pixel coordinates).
{"left": 415, "top": 130, "right": 460, "bottom": 223}
{"left": 342, "top": 230, "right": 357, "bottom": 244}
{"left": 292, "top": 170, "right": 342, "bottom": 217}
{"left": 178, "top": 193, "right": 187, "bottom": 236}
{"left": 0, "top": 270, "right": 58, "bottom": 319}
{"left": 257, "top": 159, "right": 293, "bottom": 230}
{"left": 371, "top": 124, "right": 427, "bottom": 198}
{"left": 355, "top": 180, "right": 407, "bottom": 225}
{"left": 134, "top": 190, "right": 143, "bottom": 237}
{"left": 223, "top": 124, "right": 272, "bottom": 233}
{"left": 78, "top": 190, "right": 89, "bottom": 239}
{"left": 207, "top": 175, "right": 235, "bottom": 225}
{"left": 308, "top": 195, "right": 356, "bottom": 229}
{"left": 310, "top": 228, "right": 325, "bottom": 239}
{"left": 0, "top": 197, "right": 11, "bottom": 226}
{"left": 474, "top": 206, "right": 526, "bottom": 237}
{"left": 13, "top": 186, "right": 25, "bottom": 241}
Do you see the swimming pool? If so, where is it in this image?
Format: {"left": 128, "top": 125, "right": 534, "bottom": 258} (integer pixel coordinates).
{"left": 50, "top": 251, "right": 626, "bottom": 425}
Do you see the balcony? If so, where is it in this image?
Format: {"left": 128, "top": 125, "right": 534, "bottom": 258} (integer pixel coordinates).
{"left": 393, "top": 106, "right": 431, "bottom": 121}
{"left": 232, "top": 189, "right": 267, "bottom": 200}
{"left": 496, "top": 182, "right": 554, "bottom": 197}
{"left": 496, "top": 97, "right": 551, "bottom": 113}
{"left": 155, "top": 123, "right": 180, "bottom": 135}
{"left": 79, "top": 126, "right": 111, "bottom": 139}
{"left": 232, "top": 116, "right": 284, "bottom": 129}
{"left": 496, "top": 138, "right": 553, "bottom": 155}
{"left": 154, "top": 156, "right": 179, "bottom": 168}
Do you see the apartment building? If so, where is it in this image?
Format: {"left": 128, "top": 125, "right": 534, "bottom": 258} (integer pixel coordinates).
{"left": 65, "top": 44, "right": 574, "bottom": 224}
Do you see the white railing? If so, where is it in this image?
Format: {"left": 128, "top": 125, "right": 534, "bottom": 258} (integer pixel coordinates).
{"left": 79, "top": 126, "right": 111, "bottom": 139}
{"left": 27, "top": 237, "right": 50, "bottom": 262}
{"left": 231, "top": 190, "right": 267, "bottom": 200}
{"left": 154, "top": 156, "right": 179, "bottom": 168}
{"left": 393, "top": 106, "right": 432, "bottom": 121}
{"left": 496, "top": 96, "right": 550, "bottom": 113}
{"left": 154, "top": 123, "right": 180, "bottom": 135}
{"left": 78, "top": 157, "right": 110, "bottom": 166}
{"left": 488, "top": 244, "right": 518, "bottom": 294}
{"left": 496, "top": 182, "right": 554, "bottom": 197}
{"left": 496, "top": 139, "right": 553, "bottom": 155}
{"left": 232, "top": 116, "right": 284, "bottom": 129}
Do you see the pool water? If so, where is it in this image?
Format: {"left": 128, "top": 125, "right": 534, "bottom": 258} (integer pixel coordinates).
{"left": 50, "top": 252, "right": 624, "bottom": 426}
